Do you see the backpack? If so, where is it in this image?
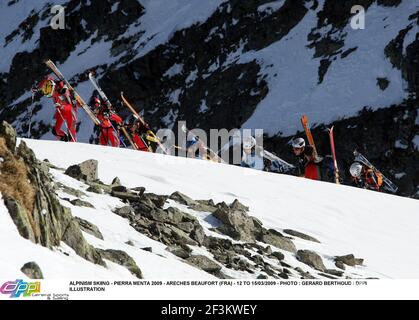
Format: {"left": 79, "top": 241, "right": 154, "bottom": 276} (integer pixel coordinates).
{"left": 320, "top": 155, "right": 336, "bottom": 183}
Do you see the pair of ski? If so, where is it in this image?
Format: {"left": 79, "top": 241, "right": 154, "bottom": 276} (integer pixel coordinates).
{"left": 45, "top": 60, "right": 158, "bottom": 152}
{"left": 45, "top": 60, "right": 217, "bottom": 158}
{"left": 301, "top": 115, "right": 340, "bottom": 184}
{"left": 301, "top": 115, "right": 398, "bottom": 193}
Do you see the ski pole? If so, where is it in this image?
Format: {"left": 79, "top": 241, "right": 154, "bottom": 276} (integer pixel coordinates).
{"left": 109, "top": 121, "right": 127, "bottom": 148}
{"left": 27, "top": 92, "right": 35, "bottom": 138}
{"left": 56, "top": 107, "right": 76, "bottom": 142}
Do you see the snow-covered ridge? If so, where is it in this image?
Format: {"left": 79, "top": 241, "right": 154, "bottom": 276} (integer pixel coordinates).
{"left": 1, "top": 138, "right": 417, "bottom": 280}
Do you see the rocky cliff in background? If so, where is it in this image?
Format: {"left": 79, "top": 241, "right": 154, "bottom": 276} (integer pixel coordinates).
{"left": 0, "top": 0, "right": 417, "bottom": 197}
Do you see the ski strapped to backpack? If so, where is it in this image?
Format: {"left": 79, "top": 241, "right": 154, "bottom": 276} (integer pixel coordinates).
{"left": 262, "top": 149, "right": 295, "bottom": 173}
{"left": 301, "top": 115, "right": 318, "bottom": 157}
{"left": 120, "top": 92, "right": 170, "bottom": 154}
{"left": 44, "top": 60, "right": 101, "bottom": 126}
{"left": 353, "top": 150, "right": 398, "bottom": 193}
{"left": 88, "top": 72, "right": 137, "bottom": 150}
{"left": 328, "top": 126, "right": 340, "bottom": 184}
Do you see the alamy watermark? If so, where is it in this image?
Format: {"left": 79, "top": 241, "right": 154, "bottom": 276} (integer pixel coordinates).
{"left": 351, "top": 5, "right": 365, "bottom": 30}
{"left": 50, "top": 5, "right": 65, "bottom": 30}
{"left": 151, "top": 122, "right": 265, "bottom": 167}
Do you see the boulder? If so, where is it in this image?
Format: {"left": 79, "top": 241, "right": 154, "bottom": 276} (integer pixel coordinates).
{"left": 192, "top": 199, "right": 218, "bottom": 212}
{"left": 70, "top": 199, "right": 95, "bottom": 208}
{"left": 20, "top": 262, "right": 43, "bottom": 279}
{"left": 186, "top": 255, "right": 222, "bottom": 273}
{"left": 111, "top": 190, "right": 142, "bottom": 202}
{"left": 229, "top": 199, "right": 249, "bottom": 212}
{"left": 335, "top": 261, "right": 346, "bottom": 270}
{"left": 141, "top": 193, "right": 167, "bottom": 209}
{"left": 64, "top": 160, "right": 98, "bottom": 183}
{"left": 113, "top": 205, "right": 135, "bottom": 219}
{"left": 261, "top": 230, "right": 297, "bottom": 253}
{"left": 269, "top": 251, "right": 285, "bottom": 261}
{"left": 75, "top": 217, "right": 104, "bottom": 240}
{"left": 166, "top": 245, "right": 191, "bottom": 259}
{"left": 190, "top": 225, "right": 206, "bottom": 246}
{"left": 212, "top": 205, "right": 262, "bottom": 242}
{"left": 335, "top": 254, "right": 364, "bottom": 267}
{"left": 57, "top": 182, "right": 87, "bottom": 198}
{"left": 98, "top": 249, "right": 143, "bottom": 279}
{"left": 111, "top": 185, "right": 128, "bottom": 193}
{"left": 283, "top": 229, "right": 321, "bottom": 243}
{"left": 111, "top": 177, "right": 121, "bottom": 187}
{"left": 296, "top": 250, "right": 326, "bottom": 272}
{"left": 169, "top": 191, "right": 196, "bottom": 206}
{"left": 86, "top": 185, "right": 104, "bottom": 194}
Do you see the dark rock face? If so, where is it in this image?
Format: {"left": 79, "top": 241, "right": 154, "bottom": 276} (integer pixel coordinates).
{"left": 20, "top": 262, "right": 44, "bottom": 279}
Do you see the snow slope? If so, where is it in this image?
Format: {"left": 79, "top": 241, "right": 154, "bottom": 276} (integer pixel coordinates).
{"left": 3, "top": 138, "right": 415, "bottom": 279}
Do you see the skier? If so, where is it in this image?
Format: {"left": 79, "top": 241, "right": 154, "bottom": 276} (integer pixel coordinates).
{"left": 91, "top": 95, "right": 123, "bottom": 147}
{"left": 349, "top": 162, "right": 383, "bottom": 191}
{"left": 125, "top": 115, "right": 152, "bottom": 152}
{"left": 32, "top": 76, "right": 79, "bottom": 142}
{"left": 185, "top": 131, "right": 207, "bottom": 159}
{"left": 303, "top": 145, "right": 322, "bottom": 180}
{"left": 291, "top": 137, "right": 306, "bottom": 176}
{"left": 241, "top": 136, "right": 264, "bottom": 170}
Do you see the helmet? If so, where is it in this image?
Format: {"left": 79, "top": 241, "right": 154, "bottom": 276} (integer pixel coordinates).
{"left": 39, "top": 77, "right": 56, "bottom": 97}
{"left": 292, "top": 137, "right": 305, "bottom": 149}
{"left": 243, "top": 136, "right": 256, "bottom": 150}
{"left": 350, "top": 162, "right": 363, "bottom": 178}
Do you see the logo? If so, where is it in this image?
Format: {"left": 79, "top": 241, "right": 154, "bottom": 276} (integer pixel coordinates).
{"left": 0, "top": 280, "right": 41, "bottom": 298}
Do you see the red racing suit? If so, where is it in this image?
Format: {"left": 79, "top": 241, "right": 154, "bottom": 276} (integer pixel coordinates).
{"left": 51, "top": 82, "right": 79, "bottom": 142}
{"left": 93, "top": 99, "right": 123, "bottom": 147}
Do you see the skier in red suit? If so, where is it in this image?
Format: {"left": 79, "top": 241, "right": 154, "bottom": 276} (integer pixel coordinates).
{"left": 124, "top": 115, "right": 151, "bottom": 152}
{"left": 91, "top": 96, "right": 123, "bottom": 147}
{"left": 33, "top": 76, "right": 79, "bottom": 142}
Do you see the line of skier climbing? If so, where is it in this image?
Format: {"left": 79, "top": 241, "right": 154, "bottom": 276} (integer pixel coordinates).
{"left": 30, "top": 60, "right": 398, "bottom": 195}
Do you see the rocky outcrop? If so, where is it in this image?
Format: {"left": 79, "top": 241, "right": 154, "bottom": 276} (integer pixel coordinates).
{"left": 211, "top": 200, "right": 263, "bottom": 242}
{"left": 0, "top": 122, "right": 104, "bottom": 267}
{"left": 20, "top": 262, "right": 44, "bottom": 279}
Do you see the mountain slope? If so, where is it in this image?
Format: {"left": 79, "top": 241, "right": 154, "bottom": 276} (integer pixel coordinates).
{"left": 0, "top": 0, "right": 417, "bottom": 196}
{"left": 5, "top": 138, "right": 415, "bottom": 279}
